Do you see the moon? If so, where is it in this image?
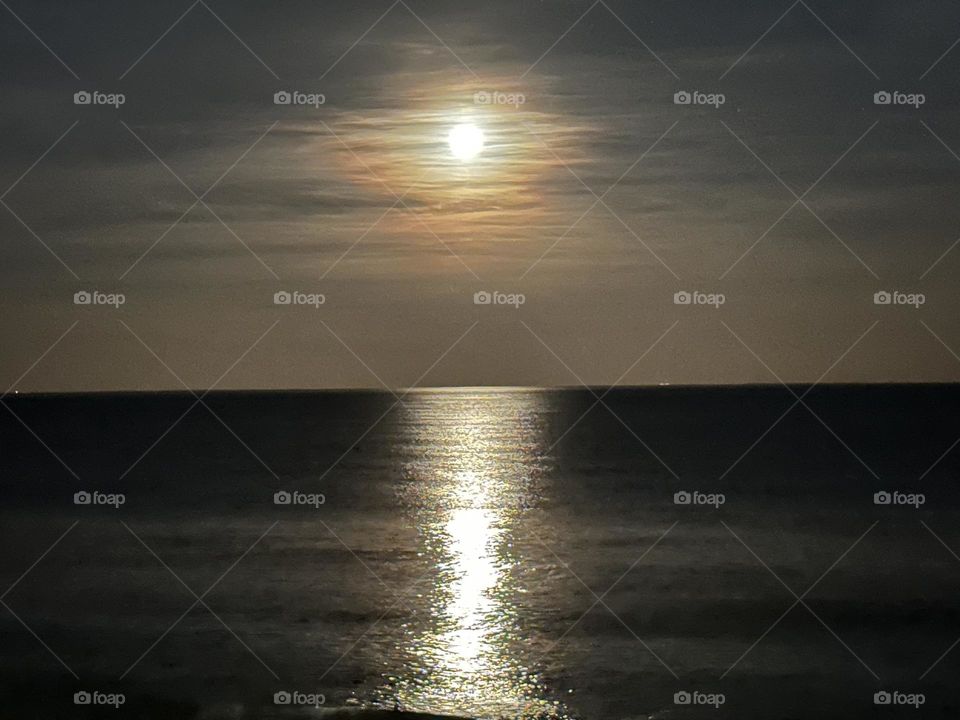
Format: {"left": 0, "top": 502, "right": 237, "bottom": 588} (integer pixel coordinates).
{"left": 448, "top": 123, "right": 485, "bottom": 161}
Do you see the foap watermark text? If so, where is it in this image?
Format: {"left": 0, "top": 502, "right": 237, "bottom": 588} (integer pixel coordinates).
{"left": 74, "top": 691, "right": 125, "bottom": 708}
{"left": 874, "top": 290, "right": 924, "bottom": 308}
{"left": 874, "top": 690, "right": 925, "bottom": 708}
{"left": 274, "top": 91, "right": 325, "bottom": 108}
{"left": 274, "top": 490, "right": 325, "bottom": 508}
{"left": 74, "top": 90, "right": 125, "bottom": 108}
{"left": 674, "top": 90, "right": 725, "bottom": 108}
{"left": 674, "top": 690, "right": 725, "bottom": 708}
{"left": 874, "top": 491, "right": 925, "bottom": 509}
{"left": 74, "top": 290, "right": 125, "bottom": 308}
{"left": 274, "top": 290, "right": 325, "bottom": 308}
{"left": 74, "top": 490, "right": 125, "bottom": 509}
{"left": 274, "top": 690, "right": 325, "bottom": 708}
{"left": 873, "top": 91, "right": 925, "bottom": 108}
{"left": 474, "top": 90, "right": 525, "bottom": 108}
{"left": 674, "top": 290, "right": 725, "bottom": 308}
{"left": 474, "top": 290, "right": 525, "bottom": 308}
{"left": 674, "top": 490, "right": 726, "bottom": 508}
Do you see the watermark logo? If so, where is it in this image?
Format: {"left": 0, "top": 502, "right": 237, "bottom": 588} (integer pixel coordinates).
{"left": 474, "top": 90, "right": 526, "bottom": 108}
{"left": 274, "top": 90, "right": 326, "bottom": 108}
{"left": 674, "top": 690, "right": 725, "bottom": 708}
{"left": 873, "top": 91, "right": 925, "bottom": 108}
{"left": 674, "top": 90, "right": 725, "bottom": 108}
{"left": 74, "top": 90, "right": 125, "bottom": 108}
{"left": 74, "top": 290, "right": 125, "bottom": 308}
{"left": 74, "top": 490, "right": 125, "bottom": 509}
{"left": 873, "top": 290, "right": 924, "bottom": 308}
{"left": 74, "top": 691, "right": 125, "bottom": 708}
{"left": 873, "top": 491, "right": 925, "bottom": 509}
{"left": 274, "top": 290, "right": 325, "bottom": 308}
{"left": 474, "top": 290, "right": 525, "bottom": 308}
{"left": 674, "top": 290, "right": 725, "bottom": 308}
{"left": 273, "top": 490, "right": 325, "bottom": 508}
{"left": 273, "top": 690, "right": 326, "bottom": 708}
{"left": 873, "top": 690, "right": 925, "bottom": 708}
{"left": 674, "top": 490, "right": 725, "bottom": 509}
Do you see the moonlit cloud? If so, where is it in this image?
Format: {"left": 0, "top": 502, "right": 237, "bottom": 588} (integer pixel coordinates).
{"left": 2, "top": 0, "right": 960, "bottom": 389}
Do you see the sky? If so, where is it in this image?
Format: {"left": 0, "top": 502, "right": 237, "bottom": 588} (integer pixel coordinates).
{"left": 2, "top": 0, "right": 960, "bottom": 390}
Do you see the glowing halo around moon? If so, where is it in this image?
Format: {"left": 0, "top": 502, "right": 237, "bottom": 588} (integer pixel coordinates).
{"left": 448, "top": 123, "right": 485, "bottom": 161}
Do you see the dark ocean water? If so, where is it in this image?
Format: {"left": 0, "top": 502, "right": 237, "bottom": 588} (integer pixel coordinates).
{"left": 2, "top": 386, "right": 960, "bottom": 719}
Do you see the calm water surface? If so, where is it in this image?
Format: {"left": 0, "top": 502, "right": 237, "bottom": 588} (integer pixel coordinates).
{"left": 2, "top": 387, "right": 960, "bottom": 718}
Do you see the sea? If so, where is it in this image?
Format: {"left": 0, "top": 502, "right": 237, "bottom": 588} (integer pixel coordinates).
{"left": 1, "top": 385, "right": 960, "bottom": 719}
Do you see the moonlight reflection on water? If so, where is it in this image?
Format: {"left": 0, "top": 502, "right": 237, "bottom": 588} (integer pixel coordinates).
{"left": 384, "top": 391, "right": 569, "bottom": 719}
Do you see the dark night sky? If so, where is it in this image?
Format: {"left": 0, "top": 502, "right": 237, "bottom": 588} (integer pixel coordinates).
{"left": 2, "top": 0, "right": 960, "bottom": 390}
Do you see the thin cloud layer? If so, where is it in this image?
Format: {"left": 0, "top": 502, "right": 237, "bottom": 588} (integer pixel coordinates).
{"left": 1, "top": 0, "right": 959, "bottom": 389}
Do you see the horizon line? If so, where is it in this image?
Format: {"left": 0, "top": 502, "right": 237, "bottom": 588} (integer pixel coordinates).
{"left": 5, "top": 381, "right": 959, "bottom": 398}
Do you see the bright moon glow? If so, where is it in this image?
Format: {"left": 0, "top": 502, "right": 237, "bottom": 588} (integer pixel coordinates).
{"left": 448, "top": 123, "right": 485, "bottom": 161}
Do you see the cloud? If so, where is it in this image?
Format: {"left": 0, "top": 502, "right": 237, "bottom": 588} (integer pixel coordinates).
{"left": 2, "top": 0, "right": 960, "bottom": 388}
